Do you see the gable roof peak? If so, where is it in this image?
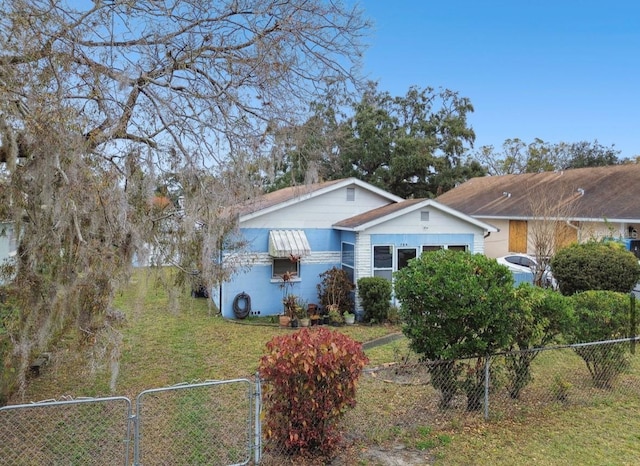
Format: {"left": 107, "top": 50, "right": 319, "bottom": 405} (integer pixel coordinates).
{"left": 238, "top": 177, "right": 403, "bottom": 220}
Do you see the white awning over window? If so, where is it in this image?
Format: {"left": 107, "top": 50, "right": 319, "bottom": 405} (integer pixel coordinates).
{"left": 268, "top": 230, "right": 311, "bottom": 258}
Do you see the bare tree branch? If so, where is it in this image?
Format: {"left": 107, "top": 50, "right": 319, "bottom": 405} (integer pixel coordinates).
{"left": 0, "top": 0, "right": 369, "bottom": 398}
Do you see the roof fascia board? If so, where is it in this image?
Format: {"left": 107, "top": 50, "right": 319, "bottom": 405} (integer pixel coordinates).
{"left": 239, "top": 177, "right": 403, "bottom": 223}
{"left": 349, "top": 178, "right": 404, "bottom": 203}
{"left": 471, "top": 215, "right": 640, "bottom": 223}
{"left": 337, "top": 199, "right": 498, "bottom": 232}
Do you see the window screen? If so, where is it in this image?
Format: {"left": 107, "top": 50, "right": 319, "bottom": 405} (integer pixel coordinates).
{"left": 273, "top": 258, "right": 299, "bottom": 279}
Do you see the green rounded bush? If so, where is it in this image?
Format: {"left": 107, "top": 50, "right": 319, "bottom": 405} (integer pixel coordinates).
{"left": 569, "top": 290, "right": 632, "bottom": 388}
{"left": 506, "top": 283, "right": 575, "bottom": 399}
{"left": 551, "top": 241, "right": 640, "bottom": 295}
{"left": 394, "top": 249, "right": 516, "bottom": 410}
{"left": 569, "top": 290, "right": 630, "bottom": 343}
{"left": 357, "top": 276, "right": 392, "bottom": 323}
{"left": 395, "top": 250, "right": 516, "bottom": 360}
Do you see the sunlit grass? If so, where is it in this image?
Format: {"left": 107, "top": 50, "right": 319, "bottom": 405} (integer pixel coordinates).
{"left": 430, "top": 400, "right": 640, "bottom": 465}
{"left": 16, "top": 268, "right": 400, "bottom": 401}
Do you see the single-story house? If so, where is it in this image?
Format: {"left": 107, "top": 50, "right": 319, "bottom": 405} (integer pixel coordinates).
{"left": 213, "top": 178, "right": 497, "bottom": 319}
{"left": 436, "top": 164, "right": 640, "bottom": 259}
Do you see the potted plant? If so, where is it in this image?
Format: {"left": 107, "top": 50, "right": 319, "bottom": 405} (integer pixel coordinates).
{"left": 344, "top": 312, "right": 355, "bottom": 325}
{"left": 283, "top": 294, "right": 302, "bottom": 327}
{"left": 308, "top": 303, "right": 321, "bottom": 326}
{"left": 279, "top": 313, "right": 292, "bottom": 328}
{"left": 298, "top": 306, "right": 310, "bottom": 327}
{"left": 327, "top": 306, "right": 344, "bottom": 326}
{"left": 278, "top": 269, "right": 299, "bottom": 328}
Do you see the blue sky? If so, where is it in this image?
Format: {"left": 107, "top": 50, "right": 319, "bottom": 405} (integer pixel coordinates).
{"left": 360, "top": 1, "right": 640, "bottom": 159}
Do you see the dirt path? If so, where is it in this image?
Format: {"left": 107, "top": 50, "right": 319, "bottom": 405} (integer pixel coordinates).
{"left": 362, "top": 332, "right": 404, "bottom": 350}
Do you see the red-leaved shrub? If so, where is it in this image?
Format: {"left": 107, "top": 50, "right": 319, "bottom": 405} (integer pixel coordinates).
{"left": 258, "top": 327, "right": 368, "bottom": 456}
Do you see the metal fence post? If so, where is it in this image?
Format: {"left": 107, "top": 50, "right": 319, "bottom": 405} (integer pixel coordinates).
{"left": 132, "top": 410, "right": 140, "bottom": 466}
{"left": 631, "top": 294, "right": 636, "bottom": 354}
{"left": 484, "top": 356, "right": 490, "bottom": 420}
{"left": 254, "top": 373, "right": 262, "bottom": 464}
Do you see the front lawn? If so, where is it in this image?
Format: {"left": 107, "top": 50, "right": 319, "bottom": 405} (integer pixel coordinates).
{"left": 10, "top": 268, "right": 640, "bottom": 465}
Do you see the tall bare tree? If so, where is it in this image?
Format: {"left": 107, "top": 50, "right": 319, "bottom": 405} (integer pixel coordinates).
{"left": 0, "top": 0, "right": 368, "bottom": 399}
{"left": 526, "top": 183, "right": 580, "bottom": 287}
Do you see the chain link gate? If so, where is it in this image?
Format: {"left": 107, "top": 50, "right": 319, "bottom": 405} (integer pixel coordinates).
{"left": 0, "top": 378, "right": 260, "bottom": 466}
{"left": 135, "top": 379, "right": 257, "bottom": 465}
{"left": 0, "top": 396, "right": 133, "bottom": 465}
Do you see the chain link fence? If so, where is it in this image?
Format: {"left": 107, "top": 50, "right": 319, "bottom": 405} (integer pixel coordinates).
{"left": 0, "top": 379, "right": 255, "bottom": 466}
{"left": 0, "top": 396, "right": 132, "bottom": 465}
{"left": 340, "top": 337, "right": 640, "bottom": 450}
{"left": 135, "top": 379, "right": 256, "bottom": 465}
{"left": 2, "top": 338, "right": 639, "bottom": 464}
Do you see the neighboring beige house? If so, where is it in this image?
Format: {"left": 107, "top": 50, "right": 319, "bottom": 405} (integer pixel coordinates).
{"left": 436, "top": 164, "right": 640, "bottom": 259}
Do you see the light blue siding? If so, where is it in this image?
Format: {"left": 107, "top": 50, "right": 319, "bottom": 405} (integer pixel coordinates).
{"left": 217, "top": 227, "right": 342, "bottom": 318}
{"left": 241, "top": 228, "right": 342, "bottom": 253}
{"left": 217, "top": 262, "right": 338, "bottom": 319}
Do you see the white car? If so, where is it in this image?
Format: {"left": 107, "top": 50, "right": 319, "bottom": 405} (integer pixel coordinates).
{"left": 496, "top": 253, "right": 558, "bottom": 290}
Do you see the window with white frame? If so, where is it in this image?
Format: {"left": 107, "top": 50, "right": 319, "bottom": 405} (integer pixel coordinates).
{"left": 373, "top": 245, "right": 393, "bottom": 281}
{"left": 341, "top": 242, "right": 355, "bottom": 283}
{"left": 397, "top": 248, "right": 417, "bottom": 270}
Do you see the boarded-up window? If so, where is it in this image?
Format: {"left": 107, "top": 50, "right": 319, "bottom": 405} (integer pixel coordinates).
{"left": 509, "top": 220, "right": 528, "bottom": 253}
{"left": 555, "top": 222, "right": 578, "bottom": 250}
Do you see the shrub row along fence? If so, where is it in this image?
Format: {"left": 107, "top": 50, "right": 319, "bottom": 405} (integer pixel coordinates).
{"left": 2, "top": 338, "right": 640, "bottom": 464}
{"left": 339, "top": 336, "right": 640, "bottom": 450}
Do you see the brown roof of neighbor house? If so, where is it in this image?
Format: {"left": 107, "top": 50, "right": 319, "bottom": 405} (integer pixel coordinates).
{"left": 436, "top": 163, "right": 640, "bottom": 221}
